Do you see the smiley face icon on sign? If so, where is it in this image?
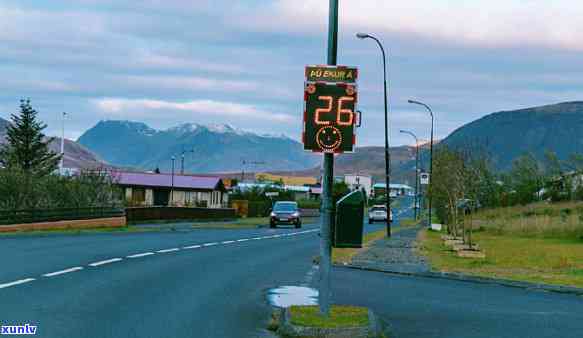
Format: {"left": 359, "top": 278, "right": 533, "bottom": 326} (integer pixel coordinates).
{"left": 316, "top": 126, "right": 343, "bottom": 152}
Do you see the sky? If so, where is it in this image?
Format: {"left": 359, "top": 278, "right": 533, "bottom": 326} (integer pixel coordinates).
{"left": 1, "top": 0, "right": 583, "bottom": 146}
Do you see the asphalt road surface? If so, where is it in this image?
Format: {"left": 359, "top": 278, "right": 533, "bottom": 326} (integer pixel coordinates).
{"left": 1, "top": 197, "right": 581, "bottom": 338}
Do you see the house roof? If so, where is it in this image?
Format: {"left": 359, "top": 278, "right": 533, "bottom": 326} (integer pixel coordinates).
{"left": 114, "top": 171, "right": 223, "bottom": 191}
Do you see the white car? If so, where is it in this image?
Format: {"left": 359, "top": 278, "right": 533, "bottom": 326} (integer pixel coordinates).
{"left": 368, "top": 205, "right": 393, "bottom": 224}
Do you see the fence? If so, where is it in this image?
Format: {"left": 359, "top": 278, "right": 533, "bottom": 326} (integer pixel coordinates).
{"left": 0, "top": 207, "right": 125, "bottom": 225}
{"left": 126, "top": 206, "right": 236, "bottom": 222}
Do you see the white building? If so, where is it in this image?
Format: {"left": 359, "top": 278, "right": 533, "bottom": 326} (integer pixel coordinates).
{"left": 344, "top": 174, "right": 373, "bottom": 196}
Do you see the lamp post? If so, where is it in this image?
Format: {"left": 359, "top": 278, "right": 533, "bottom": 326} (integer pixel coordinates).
{"left": 408, "top": 99, "right": 434, "bottom": 227}
{"left": 356, "top": 32, "right": 391, "bottom": 237}
{"left": 171, "top": 156, "right": 175, "bottom": 206}
{"left": 400, "top": 130, "right": 419, "bottom": 220}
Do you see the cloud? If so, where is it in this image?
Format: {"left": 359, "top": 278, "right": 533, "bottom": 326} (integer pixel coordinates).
{"left": 246, "top": 0, "right": 583, "bottom": 51}
{"left": 93, "top": 98, "right": 294, "bottom": 122}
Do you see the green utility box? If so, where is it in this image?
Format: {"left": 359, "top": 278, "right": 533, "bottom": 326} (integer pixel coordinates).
{"left": 334, "top": 190, "right": 365, "bottom": 248}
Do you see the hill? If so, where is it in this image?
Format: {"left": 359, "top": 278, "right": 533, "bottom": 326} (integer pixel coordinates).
{"left": 78, "top": 121, "right": 320, "bottom": 173}
{"left": 441, "top": 101, "right": 583, "bottom": 170}
{"left": 0, "top": 117, "right": 104, "bottom": 169}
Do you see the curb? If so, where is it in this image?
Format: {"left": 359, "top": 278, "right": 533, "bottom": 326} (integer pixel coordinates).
{"left": 336, "top": 264, "right": 583, "bottom": 297}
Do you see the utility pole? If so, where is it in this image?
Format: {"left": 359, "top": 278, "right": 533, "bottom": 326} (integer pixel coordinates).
{"left": 318, "top": 0, "right": 338, "bottom": 317}
{"left": 60, "top": 112, "right": 67, "bottom": 173}
{"left": 171, "top": 156, "right": 175, "bottom": 206}
{"left": 400, "top": 130, "right": 419, "bottom": 220}
{"left": 181, "top": 148, "right": 194, "bottom": 175}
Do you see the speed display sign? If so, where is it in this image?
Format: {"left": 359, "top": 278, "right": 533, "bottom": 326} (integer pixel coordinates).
{"left": 302, "top": 65, "right": 358, "bottom": 153}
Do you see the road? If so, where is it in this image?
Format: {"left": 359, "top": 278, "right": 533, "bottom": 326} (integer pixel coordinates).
{"left": 0, "top": 197, "right": 582, "bottom": 338}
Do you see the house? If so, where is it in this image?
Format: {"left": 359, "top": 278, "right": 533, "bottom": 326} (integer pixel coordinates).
{"left": 344, "top": 174, "right": 373, "bottom": 196}
{"left": 114, "top": 171, "right": 228, "bottom": 208}
{"left": 373, "top": 183, "right": 414, "bottom": 197}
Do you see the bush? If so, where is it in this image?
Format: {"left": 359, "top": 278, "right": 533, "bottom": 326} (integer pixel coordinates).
{"left": 297, "top": 198, "right": 320, "bottom": 209}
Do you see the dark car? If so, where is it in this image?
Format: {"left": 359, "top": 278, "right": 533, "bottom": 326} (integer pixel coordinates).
{"left": 270, "top": 201, "right": 301, "bottom": 228}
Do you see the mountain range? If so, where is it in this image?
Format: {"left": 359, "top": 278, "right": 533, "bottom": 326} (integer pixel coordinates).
{"left": 77, "top": 121, "right": 320, "bottom": 173}
{"left": 3, "top": 100, "right": 583, "bottom": 179}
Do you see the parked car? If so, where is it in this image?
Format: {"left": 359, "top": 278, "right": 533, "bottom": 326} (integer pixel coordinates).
{"left": 270, "top": 201, "right": 302, "bottom": 228}
{"left": 368, "top": 205, "right": 393, "bottom": 224}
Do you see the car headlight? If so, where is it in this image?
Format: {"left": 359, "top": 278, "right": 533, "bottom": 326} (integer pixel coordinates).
{"left": 270, "top": 212, "right": 276, "bottom": 217}
{"left": 292, "top": 212, "right": 300, "bottom": 217}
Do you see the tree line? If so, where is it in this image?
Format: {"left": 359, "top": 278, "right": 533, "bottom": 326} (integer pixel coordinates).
{"left": 429, "top": 146, "right": 583, "bottom": 233}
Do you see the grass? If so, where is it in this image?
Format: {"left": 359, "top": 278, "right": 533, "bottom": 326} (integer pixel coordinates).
{"left": 289, "top": 305, "right": 369, "bottom": 328}
{"left": 332, "top": 229, "right": 387, "bottom": 264}
{"left": 471, "top": 201, "right": 583, "bottom": 238}
{"left": 418, "top": 229, "right": 583, "bottom": 288}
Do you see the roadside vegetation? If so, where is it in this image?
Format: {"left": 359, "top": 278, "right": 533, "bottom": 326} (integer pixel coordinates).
{"left": 420, "top": 146, "right": 583, "bottom": 287}
{"left": 289, "top": 305, "right": 369, "bottom": 328}
{"left": 0, "top": 100, "right": 120, "bottom": 220}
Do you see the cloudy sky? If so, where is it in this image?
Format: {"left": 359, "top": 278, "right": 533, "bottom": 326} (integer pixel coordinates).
{"left": 1, "top": 0, "right": 583, "bottom": 146}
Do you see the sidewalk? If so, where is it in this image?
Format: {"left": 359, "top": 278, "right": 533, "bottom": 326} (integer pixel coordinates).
{"left": 349, "top": 225, "right": 429, "bottom": 274}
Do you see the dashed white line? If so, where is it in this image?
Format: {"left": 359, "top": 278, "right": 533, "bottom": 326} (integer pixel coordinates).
{"left": 157, "top": 248, "right": 180, "bottom": 253}
{"left": 127, "top": 252, "right": 155, "bottom": 258}
{"left": 88, "top": 258, "right": 123, "bottom": 267}
{"left": 183, "top": 245, "right": 201, "bottom": 250}
{"left": 0, "top": 228, "right": 319, "bottom": 290}
{"left": 43, "top": 267, "right": 83, "bottom": 277}
{"left": 0, "top": 278, "right": 36, "bottom": 289}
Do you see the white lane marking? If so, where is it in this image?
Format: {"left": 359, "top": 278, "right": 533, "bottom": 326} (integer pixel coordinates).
{"left": 42, "top": 267, "right": 83, "bottom": 277}
{"left": 0, "top": 278, "right": 36, "bottom": 289}
{"left": 203, "top": 242, "right": 219, "bottom": 247}
{"left": 221, "top": 240, "right": 235, "bottom": 244}
{"left": 183, "top": 245, "right": 201, "bottom": 250}
{"left": 236, "top": 238, "right": 249, "bottom": 242}
{"left": 88, "top": 258, "right": 123, "bottom": 267}
{"left": 127, "top": 252, "right": 155, "bottom": 258}
{"left": 157, "top": 248, "right": 180, "bottom": 253}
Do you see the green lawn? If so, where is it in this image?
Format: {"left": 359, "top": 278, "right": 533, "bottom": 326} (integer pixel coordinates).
{"left": 289, "top": 305, "right": 369, "bottom": 328}
{"left": 419, "top": 229, "right": 583, "bottom": 288}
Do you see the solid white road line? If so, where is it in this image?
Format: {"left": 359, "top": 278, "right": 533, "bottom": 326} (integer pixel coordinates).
{"left": 0, "top": 278, "right": 36, "bottom": 289}
{"left": 183, "top": 245, "right": 201, "bottom": 249}
{"left": 127, "top": 252, "right": 155, "bottom": 258}
{"left": 88, "top": 258, "right": 123, "bottom": 267}
{"left": 221, "top": 240, "right": 235, "bottom": 244}
{"left": 42, "top": 267, "right": 83, "bottom": 277}
{"left": 203, "top": 242, "right": 218, "bottom": 247}
{"left": 157, "top": 248, "right": 180, "bottom": 253}
{"left": 236, "top": 238, "right": 249, "bottom": 242}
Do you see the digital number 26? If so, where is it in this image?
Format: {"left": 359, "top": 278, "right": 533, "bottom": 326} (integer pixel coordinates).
{"left": 314, "top": 96, "right": 354, "bottom": 126}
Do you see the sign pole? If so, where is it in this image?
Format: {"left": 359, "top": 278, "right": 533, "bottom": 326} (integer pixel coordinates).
{"left": 319, "top": 0, "right": 338, "bottom": 317}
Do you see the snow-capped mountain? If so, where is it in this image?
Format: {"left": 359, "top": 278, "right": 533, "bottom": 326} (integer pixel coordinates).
{"left": 77, "top": 120, "right": 318, "bottom": 173}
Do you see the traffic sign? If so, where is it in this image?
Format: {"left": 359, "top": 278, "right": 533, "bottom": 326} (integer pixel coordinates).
{"left": 420, "top": 173, "right": 430, "bottom": 185}
{"left": 302, "top": 65, "right": 358, "bottom": 153}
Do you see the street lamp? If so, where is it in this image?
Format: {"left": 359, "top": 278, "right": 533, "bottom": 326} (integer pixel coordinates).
{"left": 400, "top": 130, "right": 419, "bottom": 220}
{"left": 356, "top": 32, "right": 391, "bottom": 237}
{"left": 408, "top": 99, "right": 434, "bottom": 228}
